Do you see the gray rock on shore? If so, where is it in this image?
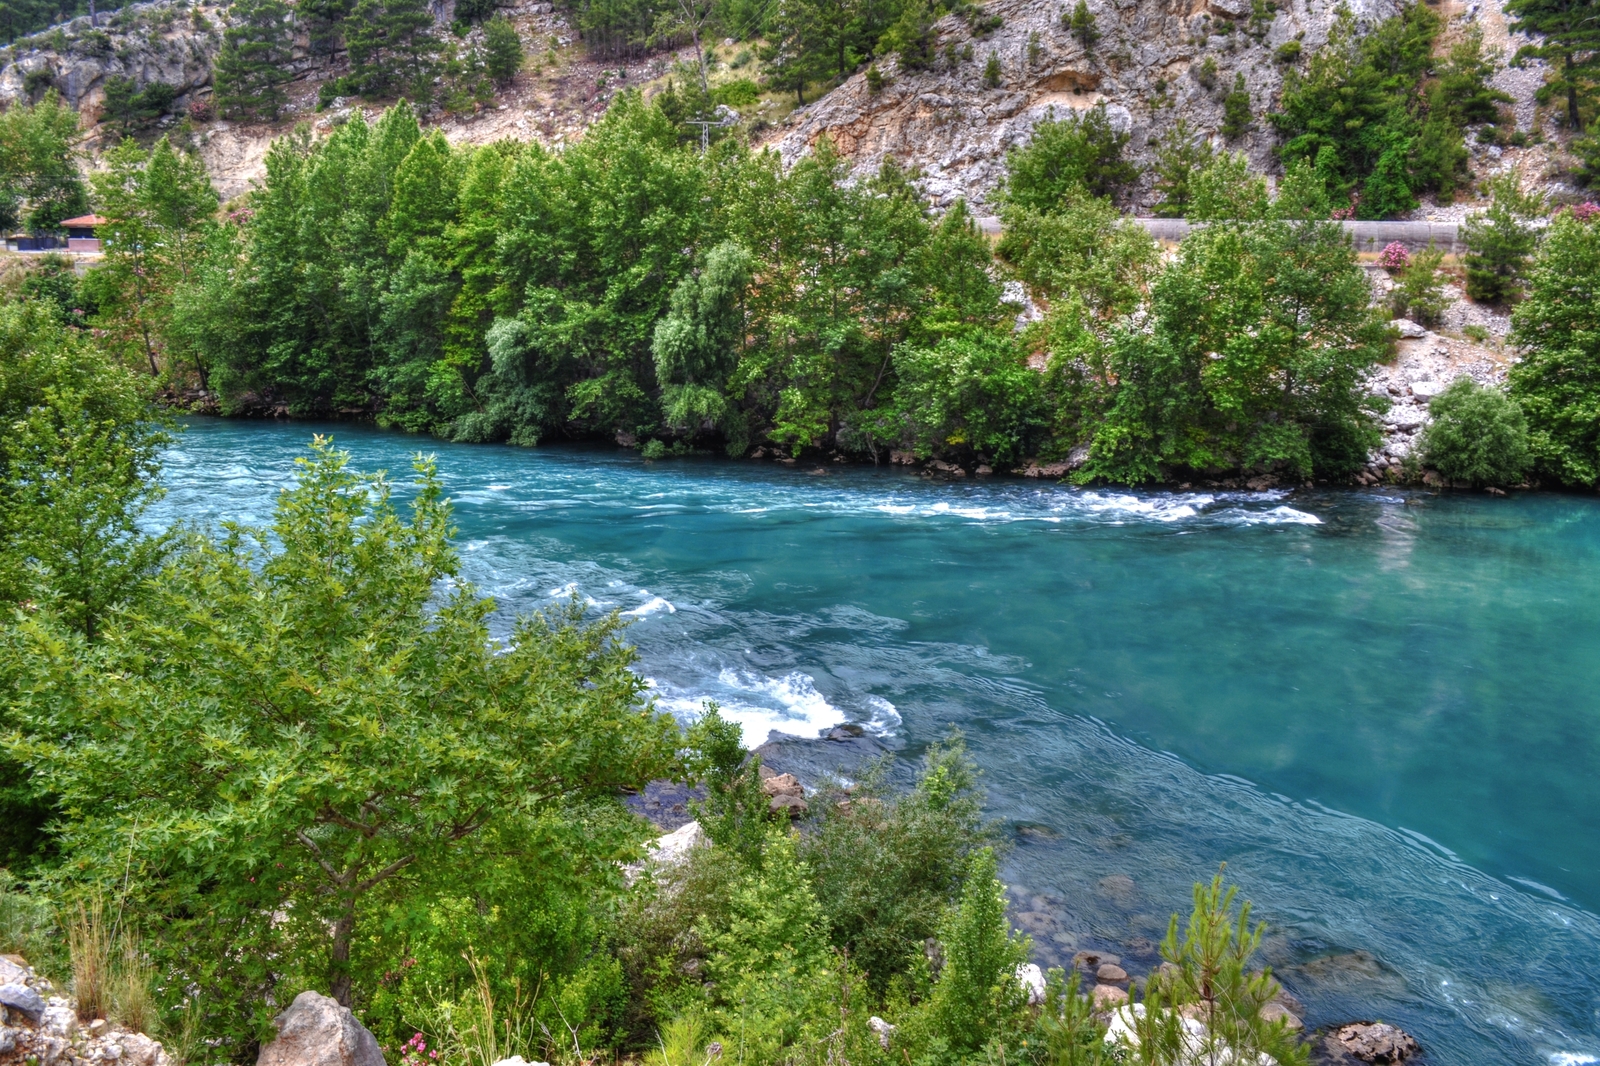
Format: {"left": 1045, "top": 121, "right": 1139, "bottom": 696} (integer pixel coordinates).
{"left": 257, "top": 991, "right": 385, "bottom": 1066}
{"left": 0, "top": 983, "right": 45, "bottom": 1025}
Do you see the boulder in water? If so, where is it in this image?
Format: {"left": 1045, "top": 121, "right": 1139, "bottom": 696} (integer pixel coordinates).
{"left": 1329, "top": 1021, "right": 1420, "bottom": 1063}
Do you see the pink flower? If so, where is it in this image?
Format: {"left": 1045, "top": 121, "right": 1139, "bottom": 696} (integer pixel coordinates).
{"left": 1378, "top": 242, "right": 1410, "bottom": 272}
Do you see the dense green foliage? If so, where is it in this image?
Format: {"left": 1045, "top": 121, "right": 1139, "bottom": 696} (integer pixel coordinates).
{"left": 4, "top": 438, "right": 681, "bottom": 1052}
{"left": 0, "top": 295, "right": 166, "bottom": 872}
{"left": 1272, "top": 7, "right": 1508, "bottom": 217}
{"left": 1509, "top": 210, "right": 1600, "bottom": 486}
{"left": 1418, "top": 378, "right": 1531, "bottom": 486}
{"left": 0, "top": 92, "right": 89, "bottom": 232}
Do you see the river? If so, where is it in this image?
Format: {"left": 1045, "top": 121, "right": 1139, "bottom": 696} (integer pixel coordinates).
{"left": 155, "top": 417, "right": 1600, "bottom": 1066}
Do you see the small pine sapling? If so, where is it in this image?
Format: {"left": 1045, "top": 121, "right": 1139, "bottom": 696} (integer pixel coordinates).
{"left": 1221, "top": 73, "right": 1252, "bottom": 139}
{"left": 1067, "top": 0, "right": 1099, "bottom": 48}
{"left": 983, "top": 51, "right": 1002, "bottom": 87}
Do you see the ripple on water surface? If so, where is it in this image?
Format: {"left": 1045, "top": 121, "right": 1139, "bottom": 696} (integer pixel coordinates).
{"left": 155, "top": 419, "right": 1600, "bottom": 1066}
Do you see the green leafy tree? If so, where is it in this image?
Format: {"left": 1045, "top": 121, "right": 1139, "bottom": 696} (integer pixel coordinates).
{"left": 983, "top": 50, "right": 1002, "bottom": 87}
{"left": 652, "top": 240, "right": 753, "bottom": 449}
{"left": 1152, "top": 117, "right": 1213, "bottom": 218}
{"left": 1001, "top": 102, "right": 1135, "bottom": 207}
{"left": 1272, "top": 4, "right": 1490, "bottom": 217}
{"left": 1503, "top": 0, "right": 1600, "bottom": 132}
{"left": 212, "top": 0, "right": 295, "bottom": 120}
{"left": 1418, "top": 378, "right": 1531, "bottom": 486}
{"left": 1461, "top": 172, "right": 1544, "bottom": 303}
{"left": 1067, "top": 0, "right": 1097, "bottom": 48}
{"left": 880, "top": 0, "right": 935, "bottom": 72}
{"left": 86, "top": 136, "right": 220, "bottom": 378}
{"left": 0, "top": 91, "right": 89, "bottom": 232}
{"left": 998, "top": 187, "right": 1159, "bottom": 317}
{"left": 1082, "top": 199, "right": 1388, "bottom": 483}
{"left": 1509, "top": 209, "right": 1600, "bottom": 485}
{"left": 761, "top": 0, "right": 826, "bottom": 102}
{"left": 484, "top": 12, "right": 525, "bottom": 85}
{"left": 301, "top": 0, "right": 355, "bottom": 54}
{"left": 884, "top": 334, "right": 1046, "bottom": 462}
{"left": 0, "top": 296, "right": 168, "bottom": 873}
{"left": 3, "top": 439, "right": 681, "bottom": 1050}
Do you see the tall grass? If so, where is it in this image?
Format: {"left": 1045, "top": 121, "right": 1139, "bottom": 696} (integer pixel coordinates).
{"left": 65, "top": 894, "right": 159, "bottom": 1031}
{"left": 111, "top": 933, "right": 157, "bottom": 1033}
{"left": 67, "top": 895, "right": 112, "bottom": 1022}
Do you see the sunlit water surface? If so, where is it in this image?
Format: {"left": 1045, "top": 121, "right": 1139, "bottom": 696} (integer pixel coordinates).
{"left": 154, "top": 418, "right": 1600, "bottom": 1066}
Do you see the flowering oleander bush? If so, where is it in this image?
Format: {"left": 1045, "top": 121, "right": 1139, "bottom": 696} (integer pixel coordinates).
{"left": 1378, "top": 241, "right": 1411, "bottom": 272}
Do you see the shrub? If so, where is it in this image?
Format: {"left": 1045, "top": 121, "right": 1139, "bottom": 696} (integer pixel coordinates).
{"left": 923, "top": 848, "right": 1030, "bottom": 1050}
{"left": 799, "top": 734, "right": 991, "bottom": 995}
{"left": 711, "top": 77, "right": 759, "bottom": 105}
{"left": 1378, "top": 241, "right": 1411, "bottom": 272}
{"left": 1389, "top": 244, "right": 1448, "bottom": 325}
{"left": 865, "top": 64, "right": 884, "bottom": 92}
{"left": 1418, "top": 378, "right": 1531, "bottom": 485}
{"left": 983, "top": 51, "right": 1002, "bottom": 87}
{"left": 1274, "top": 39, "right": 1301, "bottom": 63}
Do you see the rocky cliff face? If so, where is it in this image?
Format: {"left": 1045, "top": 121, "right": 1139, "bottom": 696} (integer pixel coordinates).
{"left": 0, "top": 0, "right": 225, "bottom": 119}
{"left": 765, "top": 0, "right": 1410, "bottom": 212}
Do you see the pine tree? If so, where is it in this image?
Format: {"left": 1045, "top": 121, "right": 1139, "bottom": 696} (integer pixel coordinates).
{"left": 1503, "top": 0, "right": 1600, "bottom": 132}
{"left": 300, "top": 0, "right": 354, "bottom": 54}
{"left": 760, "top": 0, "right": 824, "bottom": 103}
{"left": 483, "top": 12, "right": 523, "bottom": 85}
{"left": 212, "top": 0, "right": 294, "bottom": 120}
{"left": 1066, "top": 0, "right": 1097, "bottom": 49}
{"left": 1462, "top": 173, "right": 1545, "bottom": 303}
{"left": 345, "top": 0, "right": 442, "bottom": 99}
{"left": 1221, "top": 72, "right": 1252, "bottom": 138}
{"left": 1152, "top": 117, "right": 1213, "bottom": 217}
{"left": 983, "top": 50, "right": 1002, "bottom": 87}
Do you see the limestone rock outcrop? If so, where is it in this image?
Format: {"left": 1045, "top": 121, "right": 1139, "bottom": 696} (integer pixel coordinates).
{"left": 256, "top": 991, "right": 386, "bottom": 1066}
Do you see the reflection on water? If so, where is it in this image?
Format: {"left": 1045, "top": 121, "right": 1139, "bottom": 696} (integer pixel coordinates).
{"left": 155, "top": 418, "right": 1600, "bottom": 1066}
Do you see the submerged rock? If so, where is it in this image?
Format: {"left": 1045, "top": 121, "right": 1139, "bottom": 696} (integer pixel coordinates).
{"left": 256, "top": 991, "right": 384, "bottom": 1066}
{"left": 1329, "top": 1022, "right": 1420, "bottom": 1064}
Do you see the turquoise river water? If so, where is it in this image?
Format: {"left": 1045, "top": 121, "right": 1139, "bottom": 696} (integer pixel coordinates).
{"left": 155, "top": 417, "right": 1600, "bottom": 1066}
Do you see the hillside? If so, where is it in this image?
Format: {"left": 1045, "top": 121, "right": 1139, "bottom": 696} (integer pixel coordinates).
{"left": 0, "top": 0, "right": 1582, "bottom": 205}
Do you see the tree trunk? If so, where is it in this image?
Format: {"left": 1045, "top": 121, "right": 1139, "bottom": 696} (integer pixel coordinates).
{"left": 329, "top": 903, "right": 356, "bottom": 1006}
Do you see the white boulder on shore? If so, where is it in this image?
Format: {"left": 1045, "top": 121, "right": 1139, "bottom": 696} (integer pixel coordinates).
{"left": 257, "top": 991, "right": 384, "bottom": 1066}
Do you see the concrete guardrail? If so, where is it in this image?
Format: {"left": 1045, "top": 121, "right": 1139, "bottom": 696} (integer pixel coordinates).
{"left": 975, "top": 216, "right": 1463, "bottom": 252}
